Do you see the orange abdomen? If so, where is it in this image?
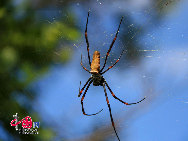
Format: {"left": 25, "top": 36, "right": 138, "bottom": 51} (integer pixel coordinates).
{"left": 90, "top": 51, "right": 100, "bottom": 74}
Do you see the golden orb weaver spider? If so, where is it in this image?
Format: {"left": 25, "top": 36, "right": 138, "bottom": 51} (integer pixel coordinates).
{"left": 78, "top": 11, "right": 146, "bottom": 141}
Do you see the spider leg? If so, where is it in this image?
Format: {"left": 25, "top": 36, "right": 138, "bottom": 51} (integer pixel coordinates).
{"left": 105, "top": 81, "right": 146, "bottom": 105}
{"left": 78, "top": 77, "right": 92, "bottom": 97}
{"left": 100, "top": 16, "right": 123, "bottom": 73}
{"left": 103, "top": 83, "right": 120, "bottom": 141}
{"left": 81, "top": 80, "right": 103, "bottom": 116}
{"left": 85, "top": 11, "right": 91, "bottom": 66}
{"left": 80, "top": 54, "right": 90, "bottom": 73}
{"left": 101, "top": 49, "right": 125, "bottom": 74}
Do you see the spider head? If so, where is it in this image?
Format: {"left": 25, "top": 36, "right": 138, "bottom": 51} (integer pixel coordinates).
{"left": 92, "top": 73, "right": 104, "bottom": 86}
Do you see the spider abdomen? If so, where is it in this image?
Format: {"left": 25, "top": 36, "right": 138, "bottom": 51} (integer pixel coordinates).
{"left": 90, "top": 51, "right": 100, "bottom": 74}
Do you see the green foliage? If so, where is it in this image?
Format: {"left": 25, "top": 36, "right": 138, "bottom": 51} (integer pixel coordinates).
{"left": 0, "top": 0, "right": 80, "bottom": 140}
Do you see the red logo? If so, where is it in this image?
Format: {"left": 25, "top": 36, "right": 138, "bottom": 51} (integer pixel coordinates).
{"left": 10, "top": 113, "right": 40, "bottom": 134}
{"left": 10, "top": 116, "right": 32, "bottom": 128}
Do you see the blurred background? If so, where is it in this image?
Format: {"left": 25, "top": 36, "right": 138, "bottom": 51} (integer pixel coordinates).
{"left": 0, "top": 0, "right": 188, "bottom": 140}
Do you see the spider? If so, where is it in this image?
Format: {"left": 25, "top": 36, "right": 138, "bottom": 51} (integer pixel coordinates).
{"left": 78, "top": 11, "right": 146, "bottom": 141}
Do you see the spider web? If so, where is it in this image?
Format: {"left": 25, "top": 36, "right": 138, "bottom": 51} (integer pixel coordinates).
{"left": 24, "top": 0, "right": 188, "bottom": 141}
